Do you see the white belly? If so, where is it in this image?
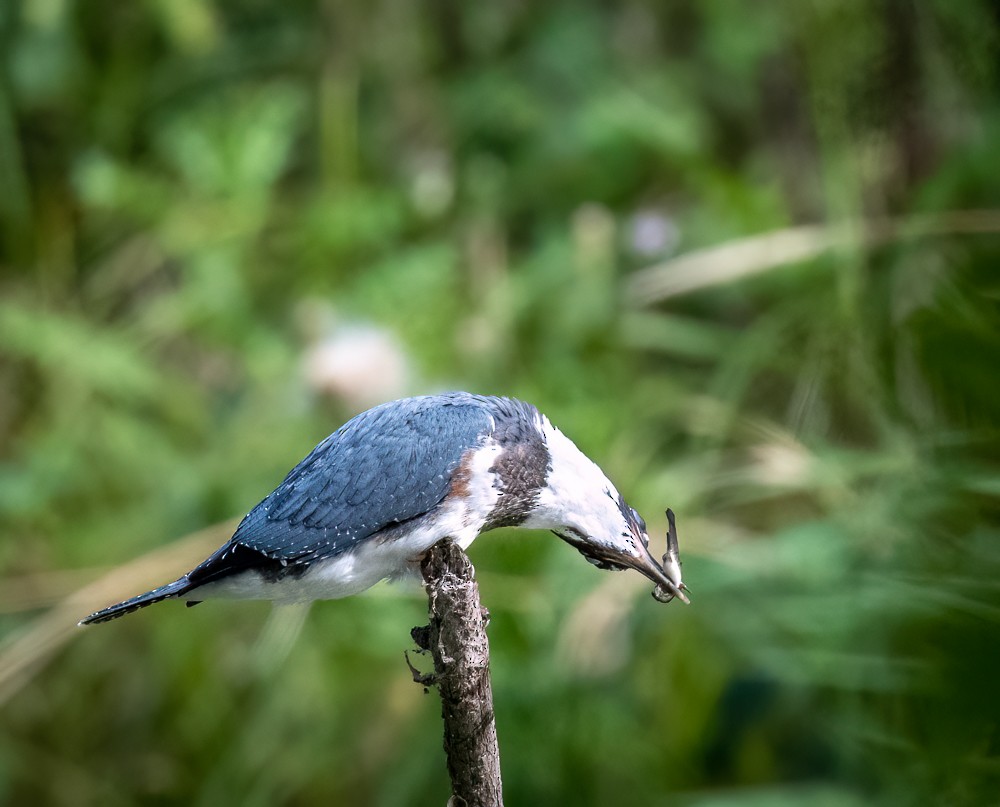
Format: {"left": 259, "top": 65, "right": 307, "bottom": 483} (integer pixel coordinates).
{"left": 189, "top": 451, "right": 501, "bottom": 604}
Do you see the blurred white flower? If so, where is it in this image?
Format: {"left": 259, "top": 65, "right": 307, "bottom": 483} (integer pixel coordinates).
{"left": 749, "top": 440, "right": 812, "bottom": 488}
{"left": 627, "top": 209, "right": 680, "bottom": 258}
{"left": 298, "top": 301, "right": 412, "bottom": 411}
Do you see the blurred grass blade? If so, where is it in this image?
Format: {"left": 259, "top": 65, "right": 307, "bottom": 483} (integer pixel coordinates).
{"left": 0, "top": 521, "right": 235, "bottom": 706}
{"left": 626, "top": 210, "right": 1000, "bottom": 304}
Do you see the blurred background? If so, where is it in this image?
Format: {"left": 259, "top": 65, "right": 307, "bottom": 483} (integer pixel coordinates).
{"left": 1, "top": 1, "right": 999, "bottom": 805}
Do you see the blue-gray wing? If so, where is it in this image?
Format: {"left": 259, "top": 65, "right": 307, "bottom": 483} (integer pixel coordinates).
{"left": 190, "top": 395, "right": 495, "bottom": 580}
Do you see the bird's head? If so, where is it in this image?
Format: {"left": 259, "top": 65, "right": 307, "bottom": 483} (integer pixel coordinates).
{"left": 524, "top": 417, "right": 689, "bottom": 603}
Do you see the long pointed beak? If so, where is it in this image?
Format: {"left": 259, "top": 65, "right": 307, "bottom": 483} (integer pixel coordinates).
{"left": 622, "top": 509, "right": 690, "bottom": 605}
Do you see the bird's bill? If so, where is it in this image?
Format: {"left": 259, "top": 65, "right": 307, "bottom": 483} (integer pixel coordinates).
{"left": 622, "top": 539, "right": 691, "bottom": 605}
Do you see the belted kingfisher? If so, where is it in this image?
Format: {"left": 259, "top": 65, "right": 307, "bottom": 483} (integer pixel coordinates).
{"left": 81, "top": 393, "right": 688, "bottom": 625}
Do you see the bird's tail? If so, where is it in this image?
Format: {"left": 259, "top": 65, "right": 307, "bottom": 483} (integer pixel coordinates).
{"left": 78, "top": 577, "right": 195, "bottom": 626}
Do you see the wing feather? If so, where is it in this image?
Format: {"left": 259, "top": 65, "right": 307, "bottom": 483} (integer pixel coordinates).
{"left": 188, "top": 394, "right": 495, "bottom": 583}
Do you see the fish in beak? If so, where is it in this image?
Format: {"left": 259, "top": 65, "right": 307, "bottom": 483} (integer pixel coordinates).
{"left": 618, "top": 508, "right": 689, "bottom": 604}
{"left": 649, "top": 509, "right": 689, "bottom": 604}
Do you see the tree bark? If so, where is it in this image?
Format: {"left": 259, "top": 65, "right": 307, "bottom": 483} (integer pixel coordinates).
{"left": 409, "top": 539, "right": 504, "bottom": 807}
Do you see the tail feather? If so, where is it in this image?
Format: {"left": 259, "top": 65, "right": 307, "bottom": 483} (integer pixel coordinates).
{"left": 78, "top": 577, "right": 195, "bottom": 626}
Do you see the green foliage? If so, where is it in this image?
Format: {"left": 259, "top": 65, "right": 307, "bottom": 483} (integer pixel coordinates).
{"left": 1, "top": 1, "right": 998, "bottom": 805}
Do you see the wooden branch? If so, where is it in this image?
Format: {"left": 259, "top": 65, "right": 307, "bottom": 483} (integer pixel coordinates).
{"left": 408, "top": 539, "right": 504, "bottom": 807}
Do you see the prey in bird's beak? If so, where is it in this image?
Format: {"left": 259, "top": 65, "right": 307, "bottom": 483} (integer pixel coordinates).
{"left": 650, "top": 509, "right": 689, "bottom": 604}
{"left": 618, "top": 507, "right": 689, "bottom": 605}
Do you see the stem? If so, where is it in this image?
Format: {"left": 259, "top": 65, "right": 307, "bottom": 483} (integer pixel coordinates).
{"left": 409, "top": 540, "right": 504, "bottom": 807}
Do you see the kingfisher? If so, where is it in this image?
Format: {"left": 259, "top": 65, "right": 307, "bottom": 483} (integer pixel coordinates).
{"left": 80, "top": 393, "right": 688, "bottom": 625}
